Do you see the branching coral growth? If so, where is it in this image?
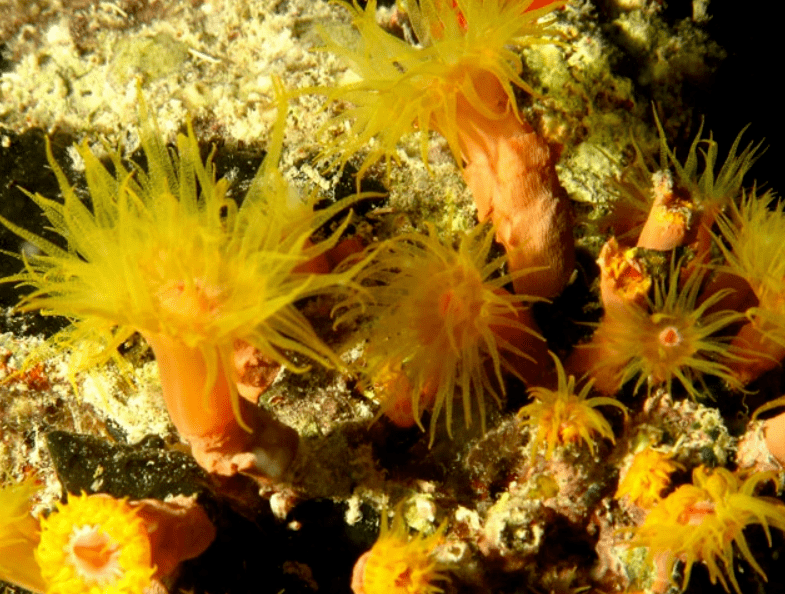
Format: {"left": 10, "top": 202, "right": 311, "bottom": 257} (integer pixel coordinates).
{"left": 0, "top": 86, "right": 364, "bottom": 480}
{"left": 629, "top": 466, "right": 785, "bottom": 594}
{"left": 336, "top": 222, "right": 546, "bottom": 445}
{"left": 315, "top": 0, "right": 574, "bottom": 297}
{"left": 517, "top": 352, "right": 626, "bottom": 459}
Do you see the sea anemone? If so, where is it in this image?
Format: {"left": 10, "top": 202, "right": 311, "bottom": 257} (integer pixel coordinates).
{"left": 315, "top": 0, "right": 573, "bottom": 298}
{"left": 350, "top": 504, "right": 448, "bottom": 594}
{"left": 577, "top": 261, "right": 746, "bottom": 399}
{"left": 517, "top": 352, "right": 627, "bottom": 459}
{"left": 336, "top": 222, "right": 546, "bottom": 445}
{"left": 628, "top": 466, "right": 785, "bottom": 594}
{"left": 0, "top": 84, "right": 363, "bottom": 479}
{"left": 0, "top": 479, "right": 46, "bottom": 594}
{"left": 35, "top": 492, "right": 155, "bottom": 594}
{"left": 615, "top": 448, "right": 684, "bottom": 509}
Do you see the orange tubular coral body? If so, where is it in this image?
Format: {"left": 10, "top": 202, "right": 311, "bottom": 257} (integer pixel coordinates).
{"left": 457, "top": 74, "right": 574, "bottom": 298}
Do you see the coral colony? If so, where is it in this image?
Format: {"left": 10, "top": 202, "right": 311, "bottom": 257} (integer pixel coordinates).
{"left": 2, "top": 1, "right": 785, "bottom": 593}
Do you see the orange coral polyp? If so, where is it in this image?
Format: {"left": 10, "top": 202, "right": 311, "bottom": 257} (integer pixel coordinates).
{"left": 615, "top": 448, "right": 684, "bottom": 509}
{"left": 630, "top": 466, "right": 785, "bottom": 594}
{"left": 35, "top": 493, "right": 155, "bottom": 594}
{"left": 517, "top": 352, "right": 627, "bottom": 459}
{"left": 351, "top": 506, "right": 448, "bottom": 594}
{"left": 583, "top": 263, "right": 746, "bottom": 399}
{"left": 336, "top": 222, "right": 545, "bottom": 443}
{"left": 0, "top": 479, "right": 47, "bottom": 594}
{"left": 0, "top": 85, "right": 367, "bottom": 479}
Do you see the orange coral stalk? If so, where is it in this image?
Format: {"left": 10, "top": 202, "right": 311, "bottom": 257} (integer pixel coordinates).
{"left": 635, "top": 170, "right": 696, "bottom": 251}
{"left": 752, "top": 395, "right": 785, "bottom": 467}
{"left": 143, "top": 332, "right": 298, "bottom": 478}
{"left": 724, "top": 317, "right": 785, "bottom": 386}
{"left": 456, "top": 73, "right": 574, "bottom": 297}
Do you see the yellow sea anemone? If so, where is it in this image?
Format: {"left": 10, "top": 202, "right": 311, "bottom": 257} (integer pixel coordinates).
{"left": 35, "top": 493, "right": 155, "bottom": 594}
{"left": 315, "top": 0, "right": 564, "bottom": 182}
{"left": 517, "top": 352, "right": 627, "bottom": 459}
{"left": 0, "top": 84, "right": 363, "bottom": 478}
{"left": 350, "top": 504, "right": 448, "bottom": 594}
{"left": 0, "top": 479, "right": 47, "bottom": 593}
{"left": 629, "top": 466, "right": 785, "bottom": 594}
{"left": 335, "top": 222, "right": 545, "bottom": 445}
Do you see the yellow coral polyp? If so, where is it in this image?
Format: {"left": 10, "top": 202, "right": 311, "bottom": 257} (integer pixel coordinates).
{"left": 586, "top": 263, "right": 746, "bottom": 399}
{"left": 0, "top": 86, "right": 357, "bottom": 434}
{"left": 615, "top": 448, "right": 684, "bottom": 509}
{"left": 336, "top": 222, "right": 543, "bottom": 444}
{"left": 0, "top": 479, "right": 47, "bottom": 593}
{"left": 715, "top": 188, "right": 785, "bottom": 318}
{"left": 315, "top": 0, "right": 564, "bottom": 182}
{"left": 630, "top": 466, "right": 785, "bottom": 594}
{"left": 517, "top": 352, "right": 627, "bottom": 459}
{"left": 351, "top": 505, "right": 448, "bottom": 594}
{"left": 35, "top": 493, "right": 155, "bottom": 594}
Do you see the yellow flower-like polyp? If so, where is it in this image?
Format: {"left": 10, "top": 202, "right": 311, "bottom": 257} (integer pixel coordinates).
{"left": 351, "top": 505, "right": 448, "bottom": 594}
{"left": 35, "top": 493, "right": 155, "bottom": 594}
{"left": 0, "top": 479, "right": 47, "bottom": 593}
